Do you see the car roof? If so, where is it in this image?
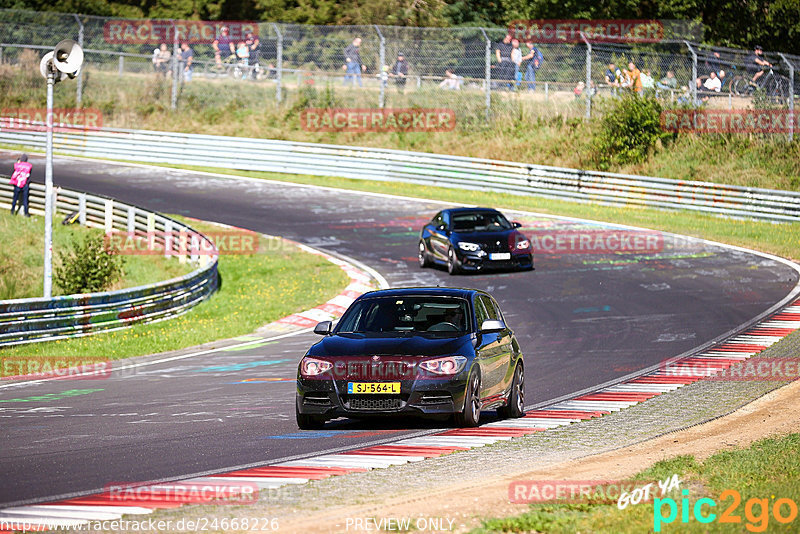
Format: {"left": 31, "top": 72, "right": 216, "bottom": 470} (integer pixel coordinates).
{"left": 357, "top": 287, "right": 482, "bottom": 300}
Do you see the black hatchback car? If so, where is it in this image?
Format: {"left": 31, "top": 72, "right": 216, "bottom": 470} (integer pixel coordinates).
{"left": 418, "top": 207, "right": 534, "bottom": 274}
{"left": 296, "top": 287, "right": 525, "bottom": 429}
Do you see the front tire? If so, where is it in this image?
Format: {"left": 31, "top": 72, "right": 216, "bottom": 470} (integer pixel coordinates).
{"left": 418, "top": 241, "right": 431, "bottom": 268}
{"left": 455, "top": 370, "right": 481, "bottom": 427}
{"left": 447, "top": 247, "right": 461, "bottom": 275}
{"left": 296, "top": 398, "right": 325, "bottom": 429}
{"left": 498, "top": 363, "right": 525, "bottom": 419}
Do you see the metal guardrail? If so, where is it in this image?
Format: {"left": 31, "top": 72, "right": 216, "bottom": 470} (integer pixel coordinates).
{"left": 0, "top": 180, "right": 219, "bottom": 346}
{"left": 1, "top": 124, "right": 799, "bottom": 222}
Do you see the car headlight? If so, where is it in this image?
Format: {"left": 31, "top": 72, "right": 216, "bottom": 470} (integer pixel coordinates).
{"left": 419, "top": 355, "right": 467, "bottom": 375}
{"left": 300, "top": 357, "right": 333, "bottom": 377}
{"left": 516, "top": 239, "right": 530, "bottom": 250}
{"left": 458, "top": 242, "right": 481, "bottom": 252}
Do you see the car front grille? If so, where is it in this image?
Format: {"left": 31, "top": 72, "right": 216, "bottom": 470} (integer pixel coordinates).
{"left": 347, "top": 396, "right": 405, "bottom": 411}
{"left": 480, "top": 241, "right": 508, "bottom": 253}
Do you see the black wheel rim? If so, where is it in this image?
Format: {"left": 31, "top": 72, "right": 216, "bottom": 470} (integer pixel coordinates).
{"left": 470, "top": 375, "right": 480, "bottom": 421}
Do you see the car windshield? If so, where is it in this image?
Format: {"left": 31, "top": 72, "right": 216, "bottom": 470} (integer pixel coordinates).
{"left": 451, "top": 211, "right": 512, "bottom": 233}
{"left": 336, "top": 296, "right": 470, "bottom": 335}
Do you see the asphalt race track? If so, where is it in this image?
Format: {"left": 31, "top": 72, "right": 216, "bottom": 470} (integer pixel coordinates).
{"left": 1, "top": 153, "right": 797, "bottom": 506}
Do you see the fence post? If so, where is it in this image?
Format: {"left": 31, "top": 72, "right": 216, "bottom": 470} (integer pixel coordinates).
{"left": 73, "top": 14, "right": 84, "bottom": 106}
{"left": 685, "top": 41, "right": 697, "bottom": 106}
{"left": 164, "top": 219, "right": 173, "bottom": 258}
{"left": 78, "top": 193, "right": 86, "bottom": 225}
{"left": 375, "top": 25, "right": 385, "bottom": 108}
{"left": 118, "top": 55, "right": 123, "bottom": 76}
{"left": 480, "top": 28, "right": 491, "bottom": 124}
{"left": 272, "top": 23, "right": 283, "bottom": 104}
{"left": 779, "top": 53, "right": 794, "bottom": 142}
{"left": 581, "top": 32, "right": 592, "bottom": 119}
{"left": 127, "top": 206, "right": 135, "bottom": 234}
{"left": 104, "top": 199, "right": 114, "bottom": 234}
{"left": 171, "top": 21, "right": 179, "bottom": 110}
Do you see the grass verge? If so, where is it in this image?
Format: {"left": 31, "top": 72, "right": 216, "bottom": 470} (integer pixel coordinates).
{"left": 157, "top": 163, "right": 799, "bottom": 262}
{"left": 0, "top": 209, "right": 192, "bottom": 299}
{"left": 471, "top": 433, "right": 800, "bottom": 533}
{"left": 1, "top": 217, "right": 349, "bottom": 359}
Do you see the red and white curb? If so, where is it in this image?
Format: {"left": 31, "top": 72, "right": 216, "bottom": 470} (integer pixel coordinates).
{"left": 2, "top": 299, "right": 797, "bottom": 532}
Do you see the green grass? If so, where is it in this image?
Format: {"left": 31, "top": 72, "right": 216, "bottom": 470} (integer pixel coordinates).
{"left": 1, "top": 218, "right": 349, "bottom": 359}
{"left": 472, "top": 433, "right": 800, "bottom": 533}
{"left": 154, "top": 164, "right": 800, "bottom": 262}
{"left": 0, "top": 210, "right": 192, "bottom": 299}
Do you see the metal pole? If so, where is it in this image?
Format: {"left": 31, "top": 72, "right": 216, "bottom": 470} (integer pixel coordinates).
{"left": 375, "top": 25, "right": 385, "bottom": 108}
{"left": 74, "top": 14, "right": 83, "bottom": 106}
{"left": 171, "top": 21, "right": 179, "bottom": 109}
{"left": 118, "top": 55, "right": 123, "bottom": 76}
{"left": 779, "top": 53, "right": 794, "bottom": 142}
{"left": 480, "top": 28, "right": 491, "bottom": 124}
{"left": 44, "top": 69, "right": 54, "bottom": 298}
{"left": 685, "top": 41, "right": 697, "bottom": 106}
{"left": 272, "top": 23, "right": 283, "bottom": 104}
{"left": 581, "top": 32, "right": 592, "bottom": 119}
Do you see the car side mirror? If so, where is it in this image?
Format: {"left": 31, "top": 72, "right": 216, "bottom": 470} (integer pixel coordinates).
{"left": 512, "top": 221, "right": 522, "bottom": 228}
{"left": 480, "top": 319, "right": 505, "bottom": 333}
{"left": 313, "top": 321, "right": 332, "bottom": 335}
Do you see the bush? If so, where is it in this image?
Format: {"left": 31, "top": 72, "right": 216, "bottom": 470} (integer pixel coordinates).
{"left": 593, "top": 94, "right": 671, "bottom": 169}
{"left": 54, "top": 234, "right": 125, "bottom": 295}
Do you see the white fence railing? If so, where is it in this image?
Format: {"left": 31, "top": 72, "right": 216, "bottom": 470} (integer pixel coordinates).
{"left": 0, "top": 180, "right": 219, "bottom": 346}
{"left": 1, "top": 124, "right": 799, "bottom": 222}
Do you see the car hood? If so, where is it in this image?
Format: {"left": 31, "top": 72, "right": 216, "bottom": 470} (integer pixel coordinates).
{"left": 309, "top": 333, "right": 472, "bottom": 358}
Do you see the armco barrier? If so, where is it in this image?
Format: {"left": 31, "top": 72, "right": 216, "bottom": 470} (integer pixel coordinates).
{"left": 0, "top": 181, "right": 218, "bottom": 346}
{"left": 1, "top": 124, "right": 799, "bottom": 222}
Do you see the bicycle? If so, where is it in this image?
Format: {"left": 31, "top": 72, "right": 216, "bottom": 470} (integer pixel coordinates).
{"left": 731, "top": 66, "right": 790, "bottom": 101}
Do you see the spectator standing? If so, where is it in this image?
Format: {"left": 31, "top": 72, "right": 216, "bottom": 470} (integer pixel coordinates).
{"left": 656, "top": 70, "right": 677, "bottom": 91}
{"left": 246, "top": 32, "right": 260, "bottom": 78}
{"left": 604, "top": 63, "right": 622, "bottom": 88}
{"left": 343, "top": 37, "right": 366, "bottom": 87}
{"left": 9, "top": 154, "right": 32, "bottom": 217}
{"left": 494, "top": 34, "right": 514, "bottom": 89}
{"left": 390, "top": 51, "right": 409, "bottom": 92}
{"left": 522, "top": 41, "right": 543, "bottom": 91}
{"left": 510, "top": 38, "right": 522, "bottom": 88}
{"left": 179, "top": 42, "right": 194, "bottom": 82}
{"left": 213, "top": 26, "right": 235, "bottom": 68}
{"left": 154, "top": 43, "right": 171, "bottom": 76}
{"left": 624, "top": 61, "right": 642, "bottom": 93}
{"left": 151, "top": 47, "right": 160, "bottom": 71}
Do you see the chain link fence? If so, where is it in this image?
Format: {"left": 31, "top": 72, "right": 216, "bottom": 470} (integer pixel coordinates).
{"left": 1, "top": 9, "right": 798, "bottom": 135}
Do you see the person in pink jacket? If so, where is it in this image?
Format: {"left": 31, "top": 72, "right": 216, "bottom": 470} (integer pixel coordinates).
{"left": 10, "top": 153, "right": 32, "bottom": 217}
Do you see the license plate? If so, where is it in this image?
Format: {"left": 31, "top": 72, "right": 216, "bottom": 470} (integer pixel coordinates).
{"left": 489, "top": 252, "right": 511, "bottom": 260}
{"left": 347, "top": 382, "right": 400, "bottom": 394}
